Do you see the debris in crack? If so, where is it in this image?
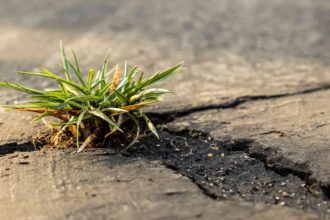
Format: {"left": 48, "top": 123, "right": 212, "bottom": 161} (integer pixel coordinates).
{"left": 128, "top": 131, "right": 330, "bottom": 218}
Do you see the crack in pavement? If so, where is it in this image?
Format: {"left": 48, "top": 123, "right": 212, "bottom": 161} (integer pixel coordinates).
{"left": 0, "top": 142, "right": 35, "bottom": 156}
{"left": 129, "top": 131, "right": 330, "bottom": 218}
{"left": 150, "top": 83, "right": 330, "bottom": 120}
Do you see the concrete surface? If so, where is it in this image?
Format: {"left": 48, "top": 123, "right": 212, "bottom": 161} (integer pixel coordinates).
{"left": 0, "top": 0, "right": 329, "bottom": 219}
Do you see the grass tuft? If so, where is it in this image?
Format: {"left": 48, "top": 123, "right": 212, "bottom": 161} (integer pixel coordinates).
{"left": 0, "top": 43, "right": 182, "bottom": 152}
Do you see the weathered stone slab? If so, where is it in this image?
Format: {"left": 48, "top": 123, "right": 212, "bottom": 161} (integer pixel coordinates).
{"left": 0, "top": 0, "right": 329, "bottom": 219}
{"left": 38, "top": 0, "right": 330, "bottom": 113}
{"left": 166, "top": 89, "right": 330, "bottom": 186}
{"left": 1, "top": 0, "right": 330, "bottom": 113}
{"left": 0, "top": 110, "right": 39, "bottom": 146}
{"left": 0, "top": 149, "right": 318, "bottom": 220}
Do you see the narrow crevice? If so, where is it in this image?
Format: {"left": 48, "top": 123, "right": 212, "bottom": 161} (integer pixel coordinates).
{"left": 323, "top": 186, "right": 330, "bottom": 199}
{"left": 0, "top": 141, "right": 36, "bottom": 156}
{"left": 149, "top": 84, "right": 330, "bottom": 121}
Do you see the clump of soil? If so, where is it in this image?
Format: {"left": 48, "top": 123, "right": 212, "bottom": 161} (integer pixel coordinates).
{"left": 33, "top": 119, "right": 138, "bottom": 150}
{"left": 128, "top": 131, "right": 330, "bottom": 218}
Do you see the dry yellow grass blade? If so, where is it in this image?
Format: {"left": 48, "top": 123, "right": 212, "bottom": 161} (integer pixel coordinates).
{"left": 15, "top": 108, "right": 58, "bottom": 113}
{"left": 110, "top": 65, "right": 120, "bottom": 92}
{"left": 122, "top": 100, "right": 160, "bottom": 112}
{"left": 68, "top": 125, "right": 78, "bottom": 138}
{"left": 77, "top": 132, "right": 98, "bottom": 153}
{"left": 105, "top": 128, "right": 119, "bottom": 138}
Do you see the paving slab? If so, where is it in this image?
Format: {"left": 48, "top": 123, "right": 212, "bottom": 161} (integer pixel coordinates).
{"left": 166, "top": 89, "right": 330, "bottom": 187}
{"left": 37, "top": 0, "right": 330, "bottom": 113}
{"left": 0, "top": 148, "right": 318, "bottom": 220}
{"left": 0, "top": 0, "right": 329, "bottom": 219}
{"left": 0, "top": 111, "right": 38, "bottom": 146}
{"left": 1, "top": 0, "right": 330, "bottom": 112}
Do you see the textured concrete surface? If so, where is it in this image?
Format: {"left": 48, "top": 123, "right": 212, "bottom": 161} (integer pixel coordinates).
{"left": 0, "top": 149, "right": 318, "bottom": 220}
{"left": 0, "top": 0, "right": 329, "bottom": 219}
{"left": 166, "top": 90, "right": 330, "bottom": 186}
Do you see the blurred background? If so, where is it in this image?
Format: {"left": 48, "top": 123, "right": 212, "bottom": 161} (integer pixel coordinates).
{"left": 0, "top": 0, "right": 329, "bottom": 111}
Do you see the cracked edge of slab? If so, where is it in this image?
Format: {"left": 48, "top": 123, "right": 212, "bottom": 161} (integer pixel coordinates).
{"left": 0, "top": 148, "right": 319, "bottom": 220}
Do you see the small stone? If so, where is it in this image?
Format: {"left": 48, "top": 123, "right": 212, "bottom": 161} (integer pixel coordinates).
{"left": 207, "top": 153, "right": 213, "bottom": 158}
{"left": 282, "top": 191, "right": 289, "bottom": 197}
{"left": 220, "top": 153, "right": 225, "bottom": 157}
{"left": 280, "top": 202, "right": 286, "bottom": 206}
{"left": 275, "top": 196, "right": 280, "bottom": 201}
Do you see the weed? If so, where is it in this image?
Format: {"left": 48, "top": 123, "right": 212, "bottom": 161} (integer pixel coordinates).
{"left": 0, "top": 42, "right": 182, "bottom": 152}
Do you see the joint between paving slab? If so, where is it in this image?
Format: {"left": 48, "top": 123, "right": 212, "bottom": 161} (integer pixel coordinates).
{"left": 150, "top": 83, "right": 330, "bottom": 121}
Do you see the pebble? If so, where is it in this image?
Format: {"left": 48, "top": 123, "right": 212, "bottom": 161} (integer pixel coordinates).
{"left": 207, "top": 153, "right": 213, "bottom": 158}
{"left": 220, "top": 153, "right": 225, "bottom": 157}
{"left": 280, "top": 202, "right": 286, "bottom": 206}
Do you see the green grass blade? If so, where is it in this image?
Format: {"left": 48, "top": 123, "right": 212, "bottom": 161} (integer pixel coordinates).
{"left": 100, "top": 49, "right": 111, "bottom": 89}
{"left": 87, "top": 69, "right": 95, "bottom": 93}
{"left": 89, "top": 109, "right": 122, "bottom": 132}
{"left": 18, "top": 69, "right": 85, "bottom": 93}
{"left": 126, "top": 66, "right": 138, "bottom": 86}
{"left": 0, "top": 81, "right": 45, "bottom": 95}
{"left": 141, "top": 112, "right": 159, "bottom": 139}
{"left": 67, "top": 58, "right": 86, "bottom": 86}
{"left": 121, "top": 113, "right": 140, "bottom": 152}
{"left": 113, "top": 90, "right": 128, "bottom": 105}
{"left": 60, "top": 41, "right": 72, "bottom": 80}
{"left": 33, "top": 111, "right": 54, "bottom": 122}
{"left": 141, "top": 63, "right": 182, "bottom": 88}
